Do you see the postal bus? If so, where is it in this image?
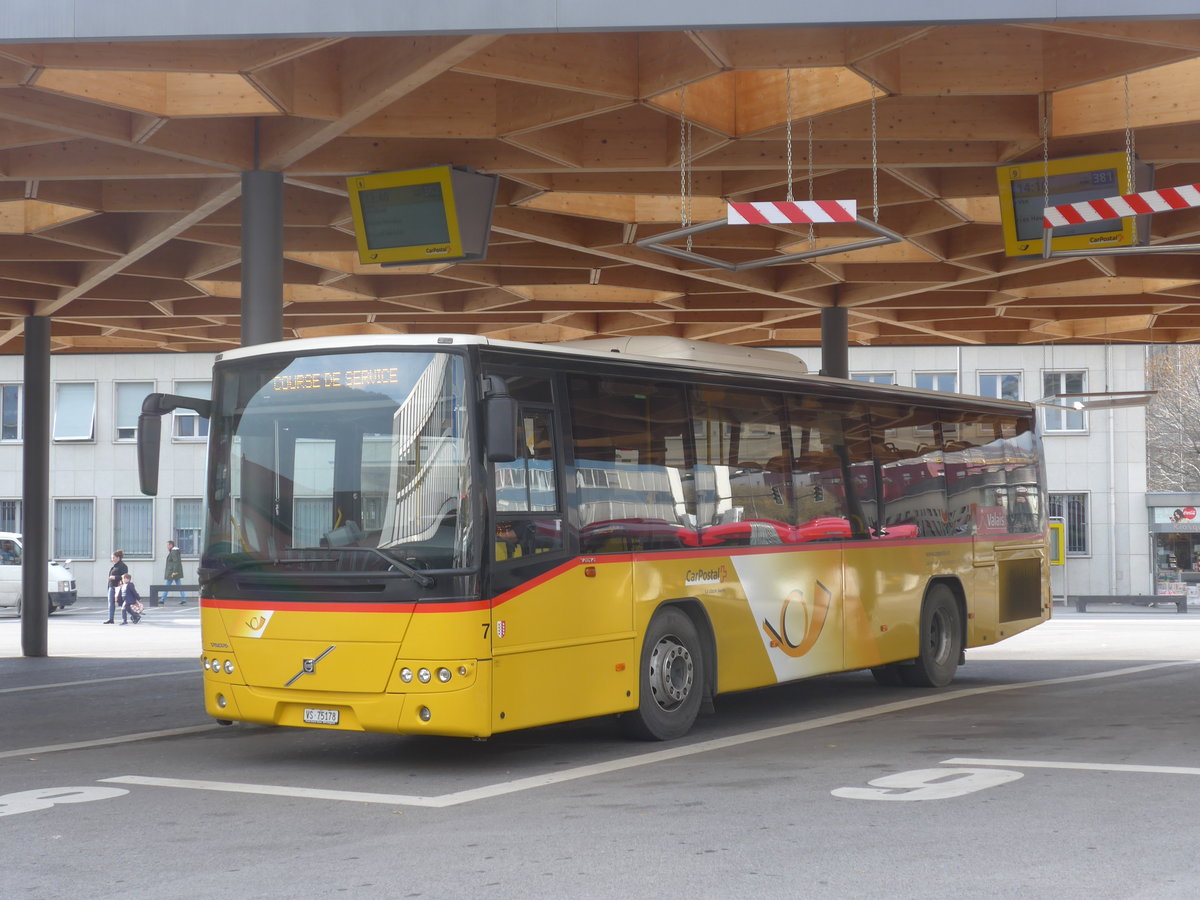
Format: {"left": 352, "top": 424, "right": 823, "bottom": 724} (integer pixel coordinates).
{"left": 137, "top": 335, "right": 1050, "bottom": 741}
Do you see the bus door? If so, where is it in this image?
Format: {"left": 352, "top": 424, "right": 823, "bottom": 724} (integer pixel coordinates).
{"left": 485, "top": 370, "right": 632, "bottom": 730}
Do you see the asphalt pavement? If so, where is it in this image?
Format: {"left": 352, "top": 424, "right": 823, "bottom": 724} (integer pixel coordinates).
{"left": 2, "top": 600, "right": 1198, "bottom": 899}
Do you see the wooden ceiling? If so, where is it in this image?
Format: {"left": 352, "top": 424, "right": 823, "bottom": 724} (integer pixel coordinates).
{"left": 2, "top": 20, "right": 1200, "bottom": 353}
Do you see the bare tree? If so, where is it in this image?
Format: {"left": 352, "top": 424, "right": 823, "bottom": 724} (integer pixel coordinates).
{"left": 1145, "top": 345, "right": 1200, "bottom": 490}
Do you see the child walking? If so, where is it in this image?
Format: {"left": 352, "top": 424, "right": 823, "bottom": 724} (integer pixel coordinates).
{"left": 119, "top": 573, "right": 143, "bottom": 625}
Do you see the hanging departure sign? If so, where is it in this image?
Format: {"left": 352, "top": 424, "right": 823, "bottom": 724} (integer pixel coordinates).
{"left": 995, "top": 151, "right": 1152, "bottom": 257}
{"left": 346, "top": 165, "right": 499, "bottom": 266}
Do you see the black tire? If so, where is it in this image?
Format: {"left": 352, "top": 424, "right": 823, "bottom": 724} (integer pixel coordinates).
{"left": 870, "top": 665, "right": 904, "bottom": 686}
{"left": 899, "top": 584, "right": 963, "bottom": 687}
{"left": 621, "top": 606, "right": 704, "bottom": 741}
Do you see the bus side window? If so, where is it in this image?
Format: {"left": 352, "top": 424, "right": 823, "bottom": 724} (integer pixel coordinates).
{"left": 492, "top": 405, "right": 563, "bottom": 562}
{"left": 568, "top": 375, "right": 694, "bottom": 553}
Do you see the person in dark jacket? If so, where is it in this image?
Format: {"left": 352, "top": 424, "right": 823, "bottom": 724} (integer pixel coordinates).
{"left": 163, "top": 540, "right": 185, "bottom": 604}
{"left": 104, "top": 550, "right": 127, "bottom": 624}
{"left": 118, "top": 573, "right": 142, "bottom": 625}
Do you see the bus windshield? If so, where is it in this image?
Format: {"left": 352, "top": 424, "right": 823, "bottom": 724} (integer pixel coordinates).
{"left": 202, "top": 350, "right": 474, "bottom": 577}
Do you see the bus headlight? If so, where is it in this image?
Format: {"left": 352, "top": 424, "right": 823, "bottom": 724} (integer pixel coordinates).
{"left": 223, "top": 660, "right": 235, "bottom": 675}
{"left": 399, "top": 667, "right": 413, "bottom": 683}
{"left": 437, "top": 667, "right": 452, "bottom": 683}
{"left": 417, "top": 668, "right": 431, "bottom": 683}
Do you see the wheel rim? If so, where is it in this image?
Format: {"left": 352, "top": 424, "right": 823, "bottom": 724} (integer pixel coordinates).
{"left": 928, "top": 606, "right": 953, "bottom": 666}
{"left": 648, "top": 634, "right": 694, "bottom": 712}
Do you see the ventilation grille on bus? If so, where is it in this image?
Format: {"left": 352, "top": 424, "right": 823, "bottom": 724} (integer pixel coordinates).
{"left": 998, "top": 558, "right": 1042, "bottom": 622}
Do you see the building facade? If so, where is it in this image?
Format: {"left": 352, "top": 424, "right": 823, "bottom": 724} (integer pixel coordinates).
{"left": 0, "top": 344, "right": 1157, "bottom": 600}
{"left": 0, "top": 352, "right": 215, "bottom": 599}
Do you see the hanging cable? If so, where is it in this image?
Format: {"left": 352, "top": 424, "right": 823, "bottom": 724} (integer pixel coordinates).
{"left": 785, "top": 69, "right": 794, "bottom": 202}
{"left": 679, "top": 86, "right": 693, "bottom": 252}
{"left": 1124, "top": 75, "right": 1136, "bottom": 193}
{"left": 870, "top": 85, "right": 879, "bottom": 222}
{"left": 807, "top": 117, "right": 815, "bottom": 248}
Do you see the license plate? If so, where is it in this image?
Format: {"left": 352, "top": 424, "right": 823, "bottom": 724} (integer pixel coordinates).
{"left": 303, "top": 708, "right": 339, "bottom": 725}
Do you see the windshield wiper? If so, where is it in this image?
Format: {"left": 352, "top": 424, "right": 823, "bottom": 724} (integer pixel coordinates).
{"left": 201, "top": 548, "right": 436, "bottom": 587}
{"left": 349, "top": 546, "right": 436, "bottom": 588}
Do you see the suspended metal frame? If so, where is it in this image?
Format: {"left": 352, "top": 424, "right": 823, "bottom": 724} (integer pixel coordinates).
{"left": 1042, "top": 183, "right": 1200, "bottom": 259}
{"left": 637, "top": 201, "right": 903, "bottom": 272}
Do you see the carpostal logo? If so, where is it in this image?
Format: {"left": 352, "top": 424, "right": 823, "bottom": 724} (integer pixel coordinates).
{"left": 762, "top": 582, "right": 832, "bottom": 659}
{"left": 685, "top": 566, "right": 728, "bottom": 587}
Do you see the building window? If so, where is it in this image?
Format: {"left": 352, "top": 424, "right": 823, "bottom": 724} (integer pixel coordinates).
{"left": 115, "top": 381, "right": 154, "bottom": 442}
{"left": 173, "top": 380, "right": 211, "bottom": 439}
{"left": 1, "top": 384, "right": 21, "bottom": 441}
{"left": 173, "top": 498, "right": 203, "bottom": 556}
{"left": 915, "top": 372, "right": 957, "bottom": 392}
{"left": 114, "top": 498, "right": 153, "bottom": 558}
{"left": 979, "top": 372, "right": 1021, "bottom": 401}
{"left": 0, "top": 499, "right": 21, "bottom": 532}
{"left": 53, "top": 382, "right": 96, "bottom": 442}
{"left": 1048, "top": 492, "right": 1088, "bottom": 555}
{"left": 1043, "top": 371, "right": 1087, "bottom": 432}
{"left": 54, "top": 499, "right": 94, "bottom": 559}
{"left": 851, "top": 372, "right": 895, "bottom": 385}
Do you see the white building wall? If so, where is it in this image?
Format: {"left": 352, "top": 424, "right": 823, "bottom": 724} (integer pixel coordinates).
{"left": 0, "top": 352, "right": 216, "bottom": 598}
{"left": 785, "top": 344, "right": 1151, "bottom": 599}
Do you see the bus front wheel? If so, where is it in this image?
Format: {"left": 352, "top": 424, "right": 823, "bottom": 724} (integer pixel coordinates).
{"left": 899, "top": 584, "right": 962, "bottom": 688}
{"left": 622, "top": 606, "right": 704, "bottom": 741}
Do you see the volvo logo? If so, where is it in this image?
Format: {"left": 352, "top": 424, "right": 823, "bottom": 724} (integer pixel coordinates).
{"left": 285, "top": 645, "right": 336, "bottom": 686}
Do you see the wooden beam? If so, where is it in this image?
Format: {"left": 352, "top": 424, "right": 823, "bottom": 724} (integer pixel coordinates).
{"left": 258, "top": 34, "right": 499, "bottom": 170}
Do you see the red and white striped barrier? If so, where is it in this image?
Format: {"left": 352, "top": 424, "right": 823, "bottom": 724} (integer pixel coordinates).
{"left": 1043, "top": 183, "right": 1200, "bottom": 229}
{"left": 727, "top": 200, "right": 857, "bottom": 225}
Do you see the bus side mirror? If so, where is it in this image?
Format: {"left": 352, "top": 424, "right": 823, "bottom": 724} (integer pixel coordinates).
{"left": 137, "top": 408, "right": 162, "bottom": 496}
{"left": 137, "top": 392, "right": 213, "bottom": 496}
{"left": 483, "top": 376, "right": 518, "bottom": 463}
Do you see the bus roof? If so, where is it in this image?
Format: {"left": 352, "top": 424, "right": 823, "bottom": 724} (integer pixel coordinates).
{"left": 214, "top": 333, "right": 1034, "bottom": 414}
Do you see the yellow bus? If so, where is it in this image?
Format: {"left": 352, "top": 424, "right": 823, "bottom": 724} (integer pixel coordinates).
{"left": 138, "top": 335, "right": 1050, "bottom": 741}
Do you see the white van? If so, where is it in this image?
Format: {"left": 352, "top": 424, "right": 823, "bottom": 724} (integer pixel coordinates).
{"left": 0, "top": 532, "right": 78, "bottom": 615}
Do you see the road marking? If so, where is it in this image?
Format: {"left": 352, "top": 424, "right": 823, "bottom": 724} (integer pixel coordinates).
{"left": 0, "top": 725, "right": 219, "bottom": 761}
{"left": 944, "top": 757, "right": 1200, "bottom": 776}
{"left": 101, "top": 659, "right": 1200, "bottom": 809}
{"left": 0, "top": 670, "right": 196, "bottom": 695}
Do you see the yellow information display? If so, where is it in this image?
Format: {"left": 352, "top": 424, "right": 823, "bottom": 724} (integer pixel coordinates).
{"left": 996, "top": 152, "right": 1140, "bottom": 257}
{"left": 1048, "top": 518, "right": 1066, "bottom": 566}
{"left": 346, "top": 165, "right": 498, "bottom": 266}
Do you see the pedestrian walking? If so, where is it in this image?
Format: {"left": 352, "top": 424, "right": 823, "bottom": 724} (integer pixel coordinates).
{"left": 164, "top": 539, "right": 185, "bottom": 604}
{"left": 118, "top": 573, "right": 143, "bottom": 624}
{"left": 104, "top": 550, "right": 127, "bottom": 624}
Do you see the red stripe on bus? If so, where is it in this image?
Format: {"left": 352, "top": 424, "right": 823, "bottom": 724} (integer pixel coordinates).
{"left": 200, "top": 597, "right": 490, "bottom": 614}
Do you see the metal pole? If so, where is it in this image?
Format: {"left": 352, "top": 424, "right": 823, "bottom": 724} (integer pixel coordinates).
{"left": 240, "top": 168, "right": 283, "bottom": 347}
{"left": 820, "top": 307, "right": 849, "bottom": 379}
{"left": 21, "top": 316, "right": 49, "bottom": 657}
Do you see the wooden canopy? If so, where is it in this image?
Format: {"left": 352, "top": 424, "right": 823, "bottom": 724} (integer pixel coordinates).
{"left": 1, "top": 20, "right": 1200, "bottom": 353}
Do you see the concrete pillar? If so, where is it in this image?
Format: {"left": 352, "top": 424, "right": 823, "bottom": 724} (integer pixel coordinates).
{"left": 820, "top": 307, "right": 849, "bottom": 379}
{"left": 240, "top": 169, "right": 284, "bottom": 347}
{"left": 21, "top": 316, "right": 49, "bottom": 657}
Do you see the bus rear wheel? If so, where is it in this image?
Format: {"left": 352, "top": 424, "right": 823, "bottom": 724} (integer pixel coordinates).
{"left": 621, "top": 606, "right": 704, "bottom": 741}
{"left": 899, "top": 584, "right": 962, "bottom": 688}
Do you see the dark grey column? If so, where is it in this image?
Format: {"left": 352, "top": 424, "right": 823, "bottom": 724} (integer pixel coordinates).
{"left": 820, "top": 306, "right": 849, "bottom": 379}
{"left": 241, "top": 169, "right": 283, "bottom": 347}
{"left": 21, "top": 316, "right": 49, "bottom": 657}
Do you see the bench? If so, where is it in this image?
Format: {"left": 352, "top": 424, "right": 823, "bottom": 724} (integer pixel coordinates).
{"left": 1071, "top": 594, "right": 1188, "bottom": 614}
{"left": 149, "top": 583, "right": 200, "bottom": 607}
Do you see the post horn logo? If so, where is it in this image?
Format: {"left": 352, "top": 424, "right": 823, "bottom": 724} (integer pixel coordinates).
{"left": 762, "top": 582, "right": 832, "bottom": 658}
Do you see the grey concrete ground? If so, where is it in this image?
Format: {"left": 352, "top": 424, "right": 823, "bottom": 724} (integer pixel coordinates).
{"left": 2, "top": 600, "right": 1198, "bottom": 899}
